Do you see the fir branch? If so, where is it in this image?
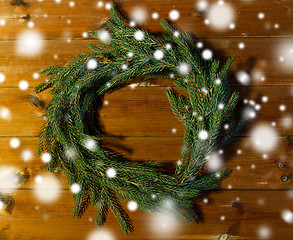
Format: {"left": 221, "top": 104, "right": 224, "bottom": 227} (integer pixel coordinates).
{"left": 35, "top": 2, "right": 246, "bottom": 234}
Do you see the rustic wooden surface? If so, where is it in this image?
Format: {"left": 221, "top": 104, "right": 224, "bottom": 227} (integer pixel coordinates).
{"left": 0, "top": 0, "right": 293, "bottom": 239}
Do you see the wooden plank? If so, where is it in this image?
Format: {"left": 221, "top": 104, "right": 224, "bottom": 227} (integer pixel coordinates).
{"left": 0, "top": 136, "right": 292, "bottom": 190}
{"left": 0, "top": 190, "right": 292, "bottom": 239}
{"left": 0, "top": 86, "right": 292, "bottom": 137}
{"left": 0, "top": 38, "right": 293, "bottom": 87}
{"left": 0, "top": 0, "right": 293, "bottom": 39}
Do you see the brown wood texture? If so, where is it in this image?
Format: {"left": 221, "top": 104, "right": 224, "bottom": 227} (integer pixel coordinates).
{"left": 0, "top": 0, "right": 293, "bottom": 239}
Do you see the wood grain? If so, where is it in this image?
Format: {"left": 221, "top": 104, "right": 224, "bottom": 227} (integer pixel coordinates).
{"left": 0, "top": 136, "right": 292, "bottom": 190}
{"left": 0, "top": 0, "right": 293, "bottom": 39}
{"left": 0, "top": 190, "right": 292, "bottom": 239}
{"left": 0, "top": 0, "right": 293, "bottom": 239}
{"left": 0, "top": 86, "right": 292, "bottom": 136}
{"left": 1, "top": 38, "right": 293, "bottom": 87}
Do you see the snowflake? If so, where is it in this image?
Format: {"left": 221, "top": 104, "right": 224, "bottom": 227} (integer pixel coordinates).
{"left": 169, "top": 10, "right": 180, "bottom": 20}
{"left": 154, "top": 50, "right": 164, "bottom": 60}
{"left": 134, "top": 30, "right": 144, "bottom": 41}
{"left": 70, "top": 183, "right": 81, "bottom": 194}
{"left": 198, "top": 130, "right": 209, "bottom": 140}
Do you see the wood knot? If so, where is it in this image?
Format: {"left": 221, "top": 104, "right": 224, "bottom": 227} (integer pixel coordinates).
{"left": 281, "top": 175, "right": 289, "bottom": 182}
{"left": 10, "top": 0, "right": 29, "bottom": 7}
{"left": 21, "top": 14, "right": 30, "bottom": 21}
{"left": 29, "top": 95, "right": 44, "bottom": 108}
{"left": 0, "top": 193, "right": 15, "bottom": 214}
{"left": 219, "top": 232, "right": 230, "bottom": 240}
{"left": 278, "top": 162, "right": 286, "bottom": 168}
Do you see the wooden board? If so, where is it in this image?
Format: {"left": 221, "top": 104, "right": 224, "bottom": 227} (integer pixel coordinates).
{"left": 0, "top": 86, "right": 292, "bottom": 136}
{"left": 0, "top": 0, "right": 293, "bottom": 239}
{"left": 1, "top": 38, "right": 293, "bottom": 87}
{"left": 1, "top": 0, "right": 293, "bottom": 39}
{"left": 0, "top": 136, "right": 292, "bottom": 190}
{"left": 0, "top": 190, "right": 292, "bottom": 239}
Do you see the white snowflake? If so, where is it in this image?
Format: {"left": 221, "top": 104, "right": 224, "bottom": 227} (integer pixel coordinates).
{"left": 10, "top": 138, "right": 20, "bottom": 149}
{"left": 202, "top": 49, "right": 213, "bottom": 60}
{"left": 41, "top": 152, "right": 51, "bottom": 163}
{"left": 127, "top": 52, "right": 134, "bottom": 57}
{"left": 169, "top": 10, "right": 180, "bottom": 20}
{"left": 127, "top": 201, "right": 138, "bottom": 211}
{"left": 238, "top": 42, "right": 245, "bottom": 49}
{"left": 88, "top": 230, "right": 115, "bottom": 240}
{"left": 0, "top": 73, "right": 5, "bottom": 83}
{"left": 258, "top": 226, "right": 271, "bottom": 239}
{"left": 34, "top": 174, "right": 60, "bottom": 203}
{"left": 250, "top": 124, "right": 279, "bottom": 153}
{"left": 258, "top": 12, "right": 265, "bottom": 19}
{"left": 70, "top": 183, "right": 81, "bottom": 194}
{"left": 98, "top": 29, "right": 110, "bottom": 42}
{"left": 197, "top": 1, "right": 208, "bottom": 11}
{"left": 16, "top": 30, "right": 44, "bottom": 56}
{"left": 173, "top": 31, "right": 180, "bottom": 37}
{"left": 198, "top": 130, "right": 208, "bottom": 140}
{"left": 205, "top": 152, "right": 223, "bottom": 173}
{"left": 165, "top": 43, "right": 172, "bottom": 49}
{"left": 19, "top": 80, "right": 29, "bottom": 90}
{"left": 154, "top": 50, "right": 164, "bottom": 60}
{"left": 236, "top": 71, "right": 250, "bottom": 85}
{"left": 0, "top": 107, "right": 11, "bottom": 120}
{"left": 134, "top": 31, "right": 144, "bottom": 41}
{"left": 218, "top": 103, "right": 225, "bottom": 110}
{"left": 130, "top": 7, "right": 148, "bottom": 25}
{"left": 87, "top": 59, "right": 98, "bottom": 70}
{"left": 179, "top": 63, "right": 190, "bottom": 74}
{"left": 152, "top": 12, "right": 159, "bottom": 19}
{"left": 206, "top": 2, "right": 235, "bottom": 30}
{"left": 279, "top": 105, "right": 286, "bottom": 111}
{"left": 281, "top": 210, "right": 293, "bottom": 224}
{"left": 21, "top": 149, "right": 33, "bottom": 162}
{"left": 215, "top": 78, "right": 221, "bottom": 85}
{"left": 84, "top": 137, "right": 98, "bottom": 151}
{"left": 106, "top": 168, "right": 116, "bottom": 178}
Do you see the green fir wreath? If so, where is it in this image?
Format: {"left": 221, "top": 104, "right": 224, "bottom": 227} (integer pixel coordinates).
{"left": 35, "top": 2, "right": 247, "bottom": 234}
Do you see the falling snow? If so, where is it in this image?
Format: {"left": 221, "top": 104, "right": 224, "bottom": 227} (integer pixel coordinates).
{"left": 169, "top": 10, "right": 180, "bottom": 21}
{"left": 179, "top": 63, "right": 190, "bottom": 74}
{"left": 21, "top": 149, "right": 33, "bottom": 162}
{"left": 281, "top": 210, "right": 293, "bottom": 224}
{"left": 83, "top": 137, "right": 98, "bottom": 151}
{"left": 98, "top": 29, "right": 110, "bottom": 42}
{"left": 134, "top": 30, "right": 145, "bottom": 41}
{"left": 154, "top": 50, "right": 164, "bottom": 60}
{"left": 236, "top": 71, "right": 251, "bottom": 85}
{"left": 106, "top": 168, "right": 116, "bottom": 178}
{"left": 205, "top": 152, "right": 223, "bottom": 173}
{"left": 19, "top": 80, "right": 29, "bottom": 90}
{"left": 206, "top": 2, "right": 235, "bottom": 30}
{"left": 0, "top": 107, "right": 11, "bottom": 120}
{"left": 10, "top": 138, "right": 20, "bottom": 148}
{"left": 127, "top": 201, "right": 138, "bottom": 211}
{"left": 130, "top": 7, "right": 148, "bottom": 25}
{"left": 0, "top": 166, "right": 19, "bottom": 192}
{"left": 198, "top": 130, "right": 209, "bottom": 140}
{"left": 0, "top": 73, "right": 5, "bottom": 83}
{"left": 34, "top": 174, "right": 60, "bottom": 203}
{"left": 202, "top": 49, "right": 213, "bottom": 60}
{"left": 70, "top": 183, "right": 81, "bottom": 194}
{"left": 16, "top": 30, "right": 44, "bottom": 57}
{"left": 41, "top": 152, "right": 52, "bottom": 163}
{"left": 250, "top": 124, "right": 279, "bottom": 153}
{"left": 258, "top": 225, "right": 271, "bottom": 239}
{"left": 88, "top": 230, "right": 115, "bottom": 240}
